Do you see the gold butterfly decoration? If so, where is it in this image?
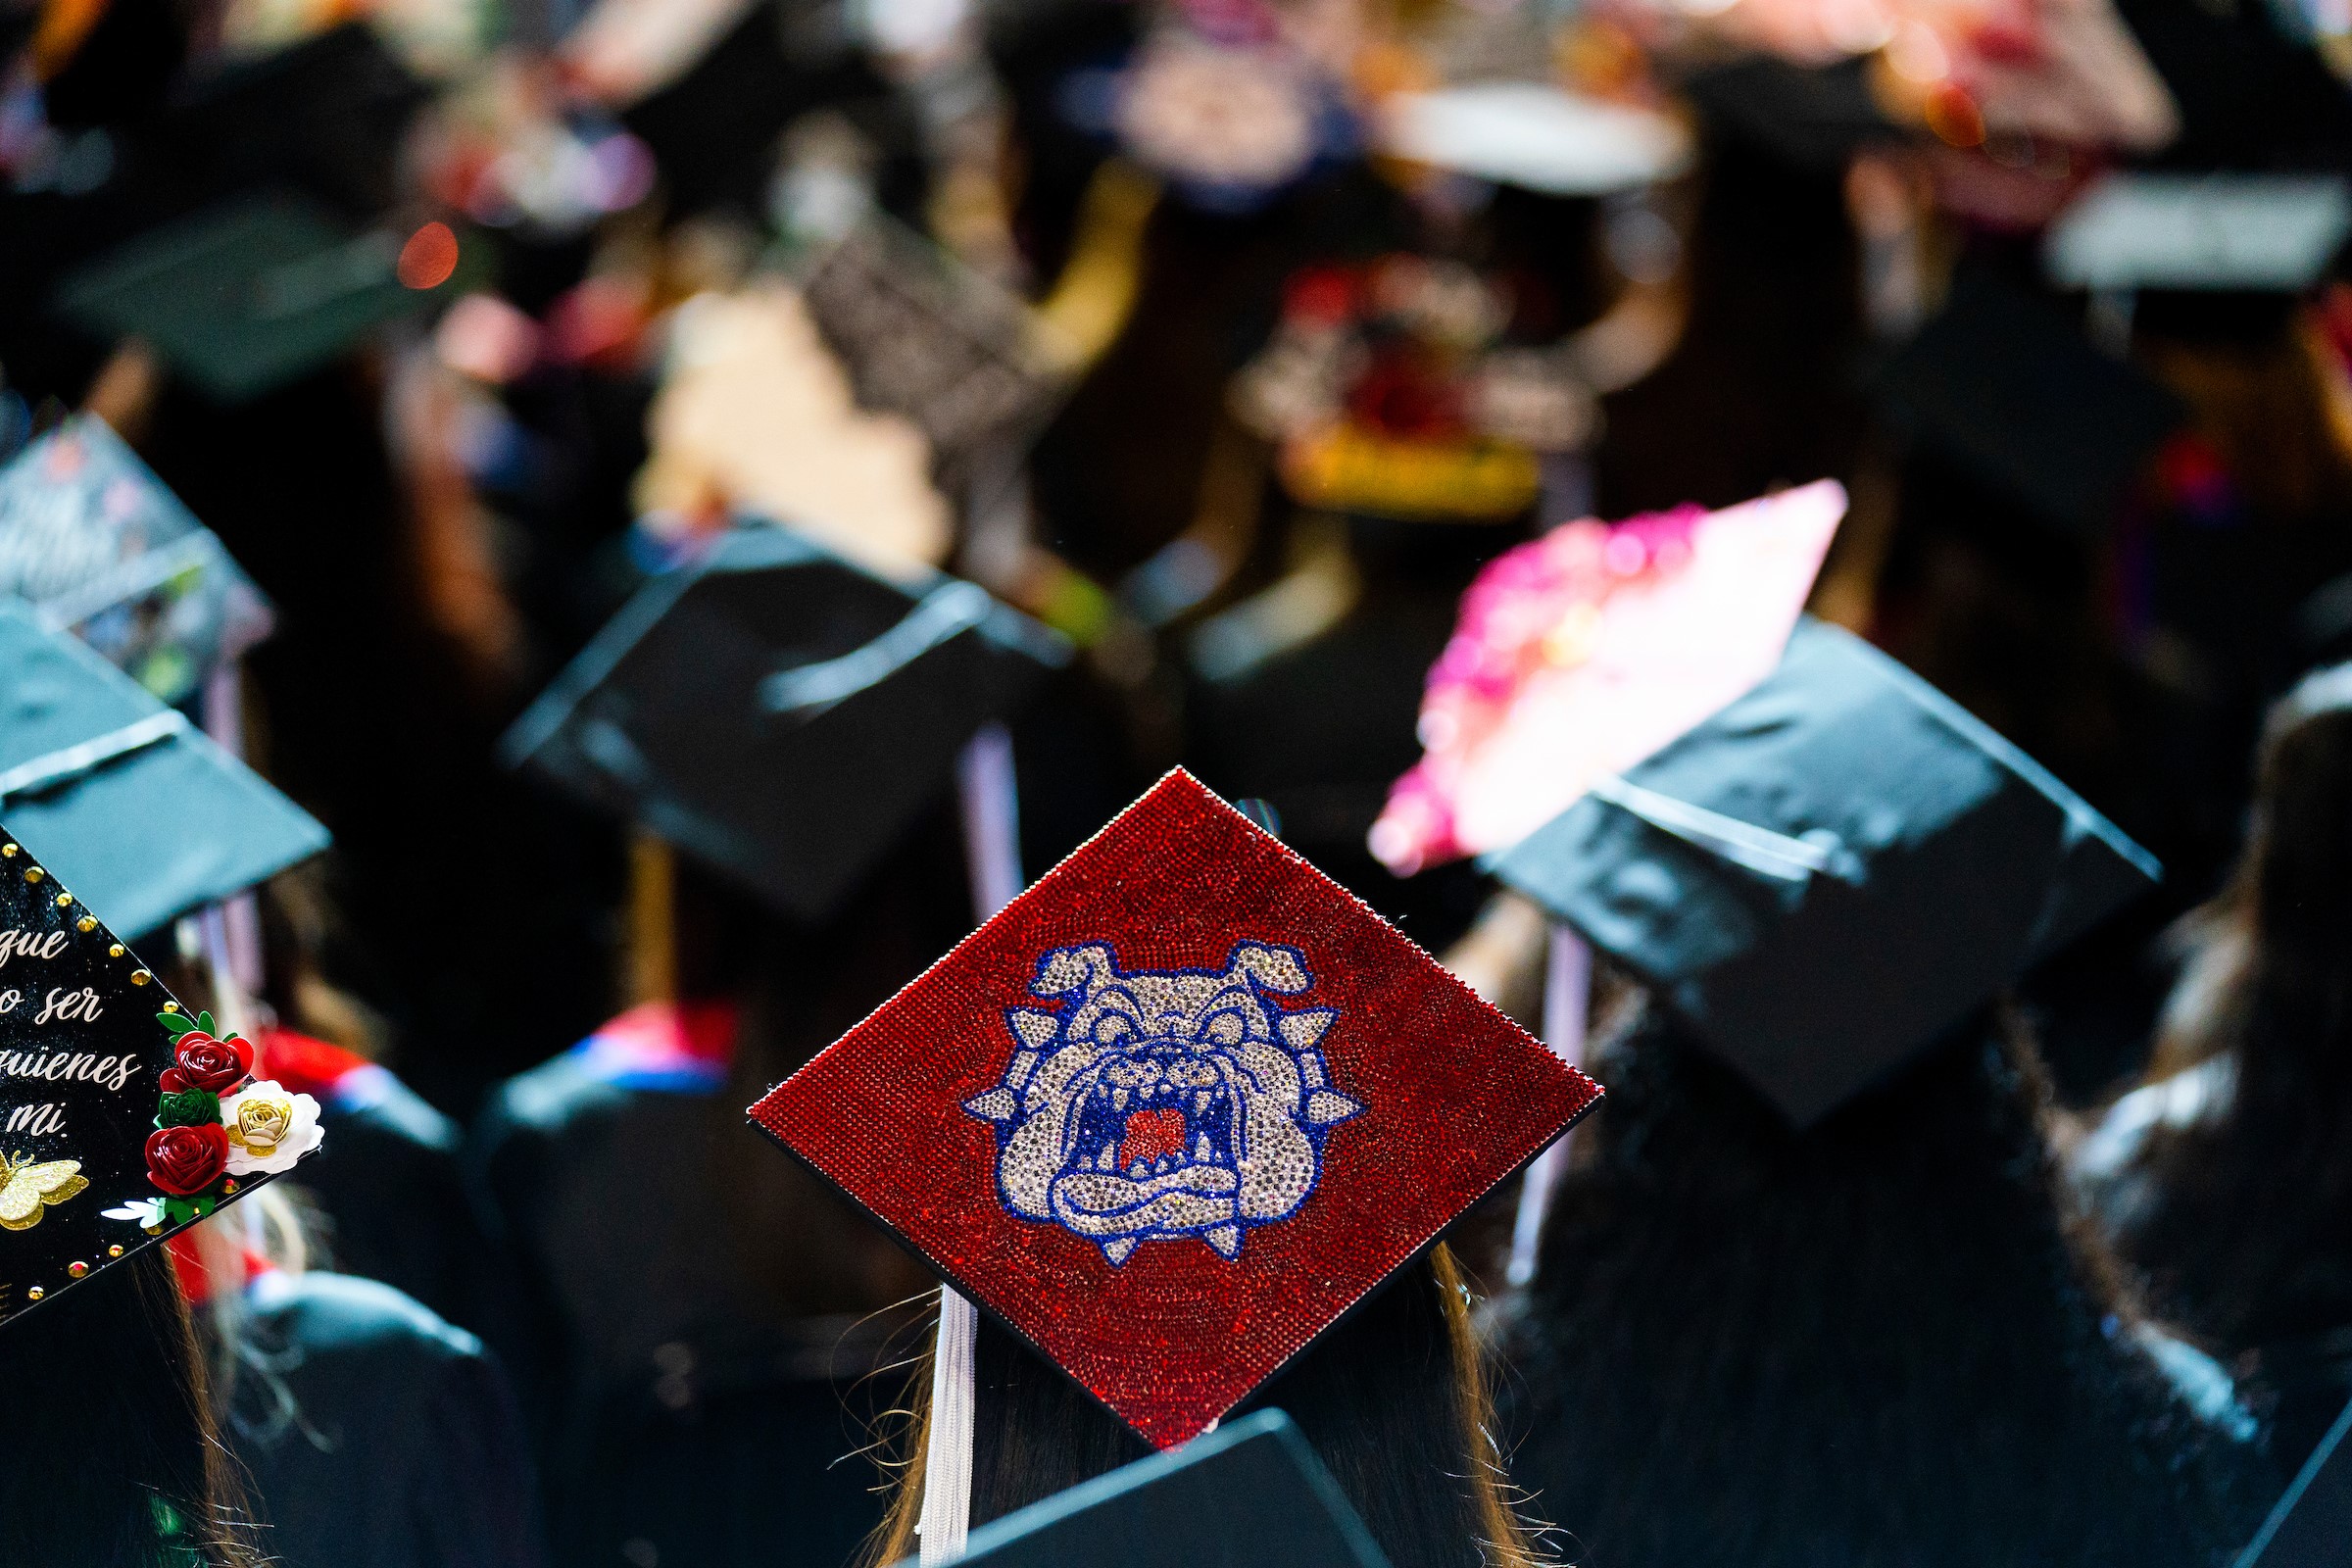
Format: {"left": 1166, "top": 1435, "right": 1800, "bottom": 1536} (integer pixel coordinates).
{"left": 0, "top": 1152, "right": 86, "bottom": 1231}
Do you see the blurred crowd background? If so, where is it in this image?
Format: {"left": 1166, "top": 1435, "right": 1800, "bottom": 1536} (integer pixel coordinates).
{"left": 3, "top": 0, "right": 2352, "bottom": 1559}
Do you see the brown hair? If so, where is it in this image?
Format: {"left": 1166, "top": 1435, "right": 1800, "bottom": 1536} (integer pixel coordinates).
{"left": 2099, "top": 662, "right": 2352, "bottom": 1348}
{"left": 864, "top": 1243, "right": 1542, "bottom": 1568}
{"left": 0, "top": 1246, "right": 261, "bottom": 1566}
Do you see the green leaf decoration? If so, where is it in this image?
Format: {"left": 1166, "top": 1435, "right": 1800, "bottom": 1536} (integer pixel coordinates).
{"left": 155, "top": 1089, "right": 220, "bottom": 1129}
{"left": 160, "top": 1194, "right": 217, "bottom": 1228}
{"left": 194, "top": 1011, "right": 217, "bottom": 1038}
{"left": 158, "top": 1011, "right": 193, "bottom": 1039}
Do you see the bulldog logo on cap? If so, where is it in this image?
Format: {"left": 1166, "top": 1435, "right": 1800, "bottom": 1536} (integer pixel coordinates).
{"left": 963, "top": 941, "right": 1363, "bottom": 1264}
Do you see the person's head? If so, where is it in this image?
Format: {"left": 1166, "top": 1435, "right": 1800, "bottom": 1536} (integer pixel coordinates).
{"left": 1498, "top": 986, "right": 2259, "bottom": 1568}
{"left": 2100, "top": 663, "right": 2352, "bottom": 1348}
{"left": 0, "top": 1246, "right": 256, "bottom": 1567}
{"left": 2229, "top": 662, "right": 2352, "bottom": 979}
{"left": 866, "top": 1243, "right": 1535, "bottom": 1568}
{"left": 2148, "top": 662, "right": 2352, "bottom": 1079}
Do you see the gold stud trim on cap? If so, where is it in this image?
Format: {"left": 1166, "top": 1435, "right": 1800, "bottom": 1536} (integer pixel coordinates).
{"left": 66, "top": 1262, "right": 86, "bottom": 1279}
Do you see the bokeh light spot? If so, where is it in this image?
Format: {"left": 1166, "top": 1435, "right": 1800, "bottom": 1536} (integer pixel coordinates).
{"left": 397, "top": 221, "right": 461, "bottom": 290}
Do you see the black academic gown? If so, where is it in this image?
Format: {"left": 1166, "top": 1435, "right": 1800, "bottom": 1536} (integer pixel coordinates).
{"left": 253, "top": 1032, "right": 491, "bottom": 1334}
{"left": 223, "top": 1270, "right": 544, "bottom": 1568}
{"left": 304, "top": 1070, "right": 484, "bottom": 1331}
{"left": 467, "top": 1010, "right": 913, "bottom": 1568}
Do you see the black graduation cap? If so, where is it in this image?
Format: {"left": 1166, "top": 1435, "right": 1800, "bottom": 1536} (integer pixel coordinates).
{"left": 0, "top": 601, "right": 328, "bottom": 941}
{"left": 1490, "top": 616, "right": 2159, "bottom": 1127}
{"left": 0, "top": 826, "right": 325, "bottom": 1329}
{"left": 55, "top": 193, "right": 476, "bottom": 403}
{"left": 0, "top": 415, "right": 272, "bottom": 705}
{"left": 2240, "top": 1395, "right": 2352, "bottom": 1568}
{"left": 119, "top": 24, "right": 429, "bottom": 220}
{"left": 1873, "top": 270, "right": 2185, "bottom": 537}
{"left": 502, "top": 523, "right": 1068, "bottom": 923}
{"left": 1677, "top": 56, "right": 1899, "bottom": 175}
{"left": 2046, "top": 173, "right": 2351, "bottom": 294}
{"left": 891, "top": 1409, "right": 1390, "bottom": 1568}
{"left": 617, "top": 0, "right": 896, "bottom": 219}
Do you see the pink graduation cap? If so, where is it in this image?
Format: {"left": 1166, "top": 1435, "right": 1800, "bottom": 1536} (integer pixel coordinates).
{"left": 1369, "top": 480, "right": 1846, "bottom": 877}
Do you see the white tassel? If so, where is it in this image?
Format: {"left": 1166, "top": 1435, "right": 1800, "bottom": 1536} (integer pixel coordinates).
{"left": 923, "top": 723, "right": 1024, "bottom": 1563}
{"left": 919, "top": 1286, "right": 981, "bottom": 1565}
{"left": 1506, "top": 924, "right": 1591, "bottom": 1288}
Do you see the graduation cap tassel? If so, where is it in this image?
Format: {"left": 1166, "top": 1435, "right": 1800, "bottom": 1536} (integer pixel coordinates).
{"left": 1505, "top": 924, "right": 1592, "bottom": 1288}
{"left": 920, "top": 1286, "right": 981, "bottom": 1565}
{"left": 197, "top": 906, "right": 254, "bottom": 1043}
{"left": 957, "top": 724, "right": 1023, "bottom": 920}
{"left": 922, "top": 722, "right": 1026, "bottom": 1563}
{"left": 202, "top": 665, "right": 265, "bottom": 996}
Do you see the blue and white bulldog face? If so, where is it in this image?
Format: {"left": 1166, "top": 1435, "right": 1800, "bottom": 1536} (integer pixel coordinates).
{"left": 963, "top": 942, "right": 1363, "bottom": 1264}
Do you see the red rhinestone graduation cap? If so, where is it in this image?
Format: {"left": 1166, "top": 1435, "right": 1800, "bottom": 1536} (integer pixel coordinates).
{"left": 751, "top": 769, "right": 1600, "bottom": 1448}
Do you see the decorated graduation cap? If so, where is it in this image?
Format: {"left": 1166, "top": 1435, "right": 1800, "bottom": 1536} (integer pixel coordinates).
{"left": 1873, "top": 270, "right": 2183, "bottom": 537}
{"left": 0, "top": 416, "right": 271, "bottom": 705}
{"left": 2046, "top": 173, "right": 2352, "bottom": 294}
{"left": 503, "top": 523, "right": 1067, "bottom": 924}
{"left": 0, "top": 602, "right": 327, "bottom": 941}
{"left": 895, "top": 1409, "right": 1389, "bottom": 1568}
{"left": 0, "top": 829, "right": 324, "bottom": 1327}
{"left": 1369, "top": 480, "right": 1845, "bottom": 875}
{"left": 1492, "top": 617, "right": 2157, "bottom": 1127}
{"left": 57, "top": 193, "right": 473, "bottom": 403}
{"left": 1371, "top": 82, "right": 1692, "bottom": 197}
{"left": 752, "top": 769, "right": 1600, "bottom": 1447}
{"left": 796, "top": 213, "right": 1069, "bottom": 484}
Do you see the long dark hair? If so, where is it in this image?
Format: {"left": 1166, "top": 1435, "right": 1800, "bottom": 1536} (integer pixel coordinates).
{"left": 1497, "top": 994, "right": 2261, "bottom": 1568}
{"left": 2098, "top": 664, "right": 2352, "bottom": 1349}
{"left": 0, "top": 1246, "right": 257, "bottom": 1567}
{"left": 865, "top": 1245, "right": 1539, "bottom": 1568}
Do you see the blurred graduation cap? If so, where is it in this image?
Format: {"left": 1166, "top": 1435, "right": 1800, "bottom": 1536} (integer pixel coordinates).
{"left": 1371, "top": 481, "right": 1846, "bottom": 875}
{"left": 893, "top": 1409, "right": 1389, "bottom": 1568}
{"left": 120, "top": 24, "right": 429, "bottom": 219}
{"left": 2239, "top": 1395, "right": 2352, "bottom": 1568}
{"left": 0, "top": 600, "right": 327, "bottom": 941}
{"left": 1492, "top": 616, "right": 2159, "bottom": 1127}
{"left": 1678, "top": 56, "right": 1898, "bottom": 175}
{"left": 2047, "top": 174, "right": 2352, "bottom": 294}
{"left": 503, "top": 523, "right": 1067, "bottom": 924}
{"left": 1372, "top": 82, "right": 1693, "bottom": 196}
{"left": 0, "top": 415, "right": 271, "bottom": 705}
{"left": 1873, "top": 270, "right": 2185, "bottom": 537}
{"left": 796, "top": 212, "right": 1068, "bottom": 481}
{"left": 616, "top": 0, "right": 891, "bottom": 218}
{"left": 57, "top": 193, "right": 475, "bottom": 404}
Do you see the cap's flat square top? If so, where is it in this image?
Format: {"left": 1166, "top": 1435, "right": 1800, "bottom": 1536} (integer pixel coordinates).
{"left": 753, "top": 770, "right": 1598, "bottom": 1447}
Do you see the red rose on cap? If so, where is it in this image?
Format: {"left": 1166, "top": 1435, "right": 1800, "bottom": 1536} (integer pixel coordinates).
{"left": 157, "top": 1031, "right": 254, "bottom": 1095}
{"left": 145, "top": 1124, "right": 229, "bottom": 1196}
